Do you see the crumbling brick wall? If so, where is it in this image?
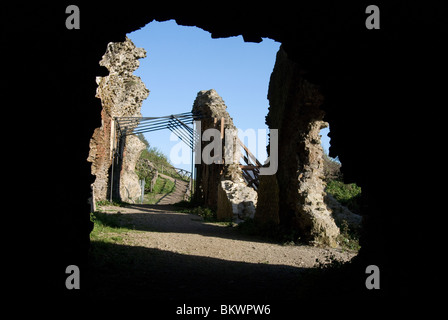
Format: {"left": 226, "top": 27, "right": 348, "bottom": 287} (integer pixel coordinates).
{"left": 88, "top": 37, "right": 149, "bottom": 203}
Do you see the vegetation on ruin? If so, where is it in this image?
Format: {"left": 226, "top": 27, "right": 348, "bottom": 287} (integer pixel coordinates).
{"left": 336, "top": 220, "right": 361, "bottom": 251}
{"left": 323, "top": 152, "right": 362, "bottom": 214}
{"left": 136, "top": 133, "right": 189, "bottom": 181}
{"left": 326, "top": 180, "right": 362, "bottom": 213}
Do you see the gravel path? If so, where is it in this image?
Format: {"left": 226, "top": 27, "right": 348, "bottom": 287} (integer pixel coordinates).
{"left": 91, "top": 183, "right": 357, "bottom": 300}
{"left": 101, "top": 204, "right": 355, "bottom": 269}
{"left": 156, "top": 175, "right": 190, "bottom": 205}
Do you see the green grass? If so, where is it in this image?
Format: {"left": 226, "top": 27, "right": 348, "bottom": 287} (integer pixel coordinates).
{"left": 173, "top": 204, "right": 217, "bottom": 222}
{"left": 152, "top": 177, "right": 175, "bottom": 194}
{"left": 88, "top": 211, "right": 142, "bottom": 295}
{"left": 143, "top": 177, "right": 176, "bottom": 204}
{"left": 137, "top": 143, "right": 190, "bottom": 182}
{"left": 326, "top": 180, "right": 362, "bottom": 213}
{"left": 95, "top": 199, "right": 128, "bottom": 208}
{"left": 89, "top": 211, "right": 134, "bottom": 244}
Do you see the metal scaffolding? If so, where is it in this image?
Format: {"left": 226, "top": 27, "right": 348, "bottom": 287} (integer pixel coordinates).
{"left": 114, "top": 111, "right": 203, "bottom": 148}
{"left": 110, "top": 112, "right": 204, "bottom": 202}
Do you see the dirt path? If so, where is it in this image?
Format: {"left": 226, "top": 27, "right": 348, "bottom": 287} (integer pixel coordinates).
{"left": 155, "top": 174, "right": 189, "bottom": 205}
{"left": 104, "top": 204, "right": 354, "bottom": 267}
{"left": 90, "top": 203, "right": 357, "bottom": 300}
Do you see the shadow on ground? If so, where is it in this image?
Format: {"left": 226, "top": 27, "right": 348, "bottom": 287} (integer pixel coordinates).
{"left": 89, "top": 204, "right": 373, "bottom": 300}
{"left": 87, "top": 240, "right": 370, "bottom": 301}
{"left": 97, "top": 204, "right": 278, "bottom": 244}
{"left": 88, "top": 240, "right": 305, "bottom": 300}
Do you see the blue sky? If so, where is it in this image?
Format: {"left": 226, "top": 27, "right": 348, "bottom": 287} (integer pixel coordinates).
{"left": 127, "top": 20, "right": 331, "bottom": 172}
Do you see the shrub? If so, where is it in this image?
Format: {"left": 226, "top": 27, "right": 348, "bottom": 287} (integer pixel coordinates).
{"left": 336, "top": 220, "right": 361, "bottom": 251}
{"left": 175, "top": 205, "right": 217, "bottom": 222}
{"left": 193, "top": 206, "right": 216, "bottom": 221}
{"left": 326, "top": 180, "right": 362, "bottom": 213}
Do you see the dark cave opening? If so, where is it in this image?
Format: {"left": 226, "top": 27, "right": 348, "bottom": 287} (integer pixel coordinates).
{"left": 7, "top": 3, "right": 446, "bottom": 302}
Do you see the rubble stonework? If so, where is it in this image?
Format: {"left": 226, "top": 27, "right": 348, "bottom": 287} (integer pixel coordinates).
{"left": 254, "top": 174, "right": 280, "bottom": 226}
{"left": 88, "top": 37, "right": 149, "bottom": 203}
{"left": 192, "top": 89, "right": 257, "bottom": 220}
{"left": 261, "top": 47, "right": 341, "bottom": 247}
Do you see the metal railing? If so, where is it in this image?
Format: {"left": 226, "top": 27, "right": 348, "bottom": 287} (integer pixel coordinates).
{"left": 237, "top": 137, "right": 261, "bottom": 190}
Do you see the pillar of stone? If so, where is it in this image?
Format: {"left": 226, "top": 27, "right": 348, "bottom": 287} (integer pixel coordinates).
{"left": 192, "top": 89, "right": 257, "bottom": 220}
{"left": 262, "top": 47, "right": 340, "bottom": 247}
{"left": 88, "top": 37, "right": 149, "bottom": 203}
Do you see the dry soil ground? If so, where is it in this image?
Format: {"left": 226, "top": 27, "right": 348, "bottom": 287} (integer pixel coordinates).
{"left": 155, "top": 175, "right": 190, "bottom": 205}
{"left": 88, "top": 197, "right": 357, "bottom": 300}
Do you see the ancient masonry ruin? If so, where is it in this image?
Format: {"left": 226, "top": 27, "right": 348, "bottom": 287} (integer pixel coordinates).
{"left": 88, "top": 37, "right": 149, "bottom": 203}
{"left": 192, "top": 89, "right": 258, "bottom": 221}
{"left": 256, "top": 47, "right": 360, "bottom": 247}
{"left": 191, "top": 49, "right": 361, "bottom": 247}
{"left": 88, "top": 38, "right": 360, "bottom": 247}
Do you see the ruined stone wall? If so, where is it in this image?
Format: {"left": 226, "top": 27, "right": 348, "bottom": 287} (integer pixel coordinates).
{"left": 88, "top": 37, "right": 149, "bottom": 203}
{"left": 254, "top": 174, "right": 279, "bottom": 226}
{"left": 261, "top": 47, "right": 340, "bottom": 247}
{"left": 192, "top": 89, "right": 229, "bottom": 209}
{"left": 192, "top": 89, "right": 257, "bottom": 220}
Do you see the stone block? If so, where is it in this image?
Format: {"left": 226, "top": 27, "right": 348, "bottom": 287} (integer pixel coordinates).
{"left": 217, "top": 180, "right": 257, "bottom": 221}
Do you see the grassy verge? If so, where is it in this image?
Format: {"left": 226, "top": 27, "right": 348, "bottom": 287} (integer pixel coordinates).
{"left": 143, "top": 176, "right": 175, "bottom": 204}
{"left": 172, "top": 200, "right": 220, "bottom": 222}
{"left": 89, "top": 211, "right": 135, "bottom": 244}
